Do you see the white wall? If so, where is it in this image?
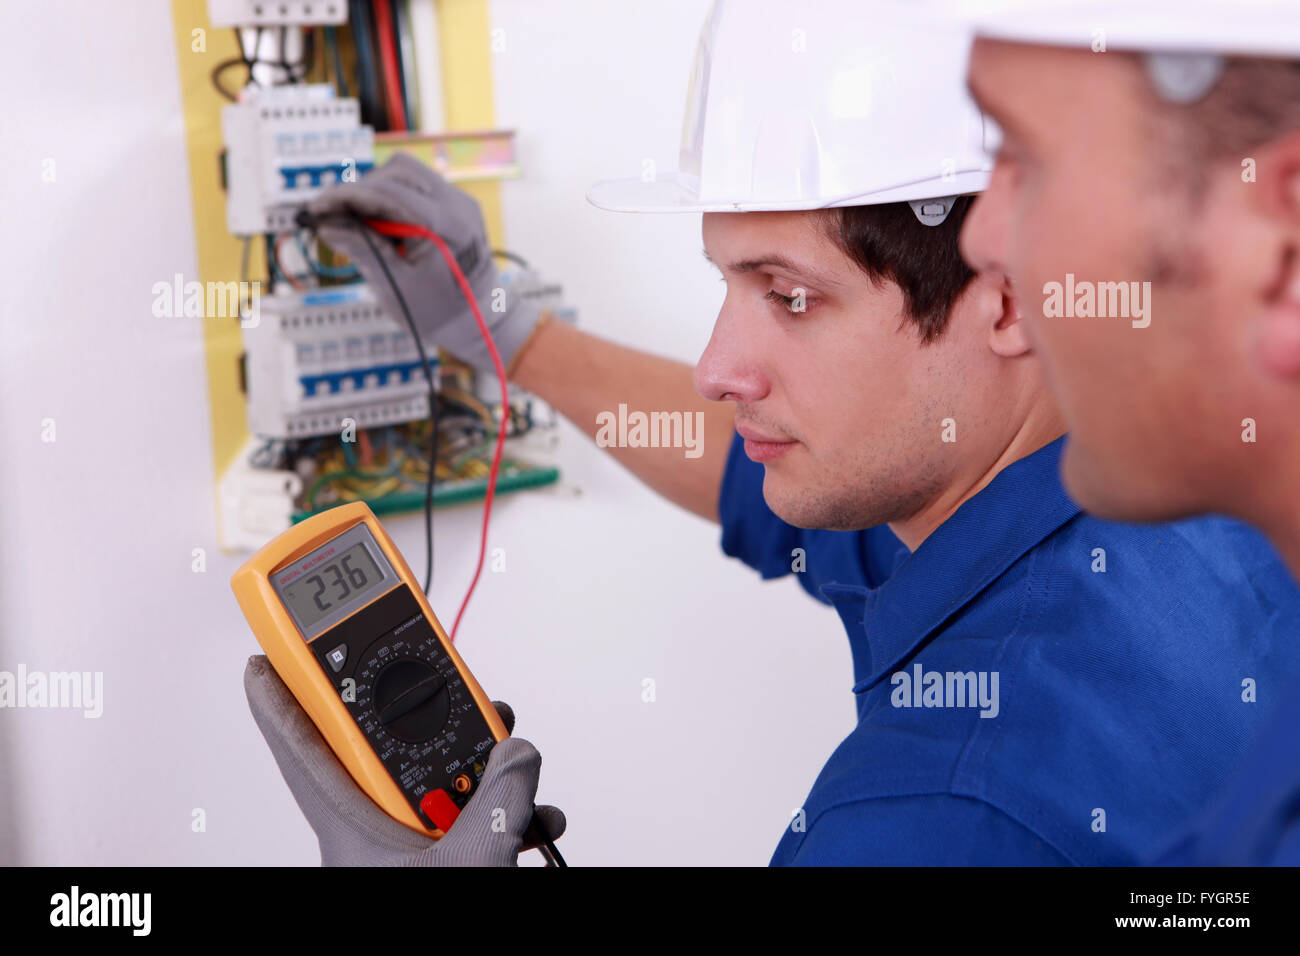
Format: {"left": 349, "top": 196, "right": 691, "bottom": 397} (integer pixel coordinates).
{"left": 0, "top": 0, "right": 855, "bottom": 866}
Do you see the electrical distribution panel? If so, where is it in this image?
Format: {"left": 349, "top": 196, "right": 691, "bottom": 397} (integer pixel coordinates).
{"left": 243, "top": 284, "right": 439, "bottom": 439}
{"left": 209, "top": 14, "right": 568, "bottom": 549}
{"left": 222, "top": 84, "right": 375, "bottom": 235}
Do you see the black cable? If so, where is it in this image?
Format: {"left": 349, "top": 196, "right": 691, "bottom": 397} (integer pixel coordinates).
{"left": 292, "top": 27, "right": 317, "bottom": 83}
{"left": 526, "top": 811, "right": 567, "bottom": 867}
{"left": 492, "top": 249, "right": 529, "bottom": 269}
{"left": 349, "top": 0, "right": 385, "bottom": 129}
{"left": 264, "top": 232, "right": 276, "bottom": 294}
{"left": 211, "top": 57, "right": 248, "bottom": 101}
{"left": 352, "top": 217, "right": 438, "bottom": 597}
{"left": 218, "top": 28, "right": 315, "bottom": 101}
{"left": 279, "top": 26, "right": 294, "bottom": 84}
{"left": 238, "top": 235, "right": 252, "bottom": 317}
{"left": 234, "top": 27, "right": 263, "bottom": 87}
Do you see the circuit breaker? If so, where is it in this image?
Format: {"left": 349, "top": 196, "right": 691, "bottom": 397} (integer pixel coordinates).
{"left": 222, "top": 83, "right": 375, "bottom": 235}
{"left": 242, "top": 284, "right": 439, "bottom": 439}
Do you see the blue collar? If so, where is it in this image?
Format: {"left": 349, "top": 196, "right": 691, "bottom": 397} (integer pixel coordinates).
{"left": 849, "top": 435, "right": 1080, "bottom": 693}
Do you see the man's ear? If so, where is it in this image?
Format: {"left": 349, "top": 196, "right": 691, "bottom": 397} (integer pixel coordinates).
{"left": 1253, "top": 245, "right": 1300, "bottom": 379}
{"left": 1250, "top": 129, "right": 1300, "bottom": 225}
{"left": 1251, "top": 135, "right": 1300, "bottom": 381}
{"left": 977, "top": 272, "right": 1031, "bottom": 358}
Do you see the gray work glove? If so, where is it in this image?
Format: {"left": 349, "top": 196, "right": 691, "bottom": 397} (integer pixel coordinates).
{"left": 244, "top": 655, "right": 565, "bottom": 866}
{"left": 307, "top": 152, "right": 544, "bottom": 376}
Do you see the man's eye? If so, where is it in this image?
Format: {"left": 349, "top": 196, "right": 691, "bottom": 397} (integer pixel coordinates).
{"left": 765, "top": 289, "right": 810, "bottom": 314}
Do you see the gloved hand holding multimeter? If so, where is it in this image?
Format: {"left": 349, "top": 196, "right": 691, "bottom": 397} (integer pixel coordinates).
{"left": 232, "top": 502, "right": 566, "bottom": 866}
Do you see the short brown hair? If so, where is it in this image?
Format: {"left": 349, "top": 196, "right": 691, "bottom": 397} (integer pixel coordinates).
{"left": 819, "top": 196, "right": 977, "bottom": 342}
{"left": 1147, "top": 57, "right": 1300, "bottom": 196}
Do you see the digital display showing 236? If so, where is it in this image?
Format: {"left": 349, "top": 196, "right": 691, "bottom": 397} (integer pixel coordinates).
{"left": 280, "top": 542, "right": 385, "bottom": 629}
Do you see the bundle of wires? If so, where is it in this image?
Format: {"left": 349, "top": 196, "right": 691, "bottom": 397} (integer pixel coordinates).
{"left": 297, "top": 407, "right": 520, "bottom": 515}
{"left": 213, "top": 6, "right": 425, "bottom": 127}
{"left": 345, "top": 0, "right": 418, "bottom": 131}
{"left": 266, "top": 229, "right": 363, "bottom": 291}
{"left": 212, "top": 26, "right": 316, "bottom": 101}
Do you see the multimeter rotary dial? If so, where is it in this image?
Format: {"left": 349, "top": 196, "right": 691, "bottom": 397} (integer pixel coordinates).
{"left": 353, "top": 635, "right": 475, "bottom": 754}
{"left": 371, "top": 658, "right": 450, "bottom": 741}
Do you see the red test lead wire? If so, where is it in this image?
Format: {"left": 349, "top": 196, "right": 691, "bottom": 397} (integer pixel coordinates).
{"left": 362, "top": 217, "right": 508, "bottom": 643}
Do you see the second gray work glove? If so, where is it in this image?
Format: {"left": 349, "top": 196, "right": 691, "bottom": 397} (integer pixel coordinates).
{"left": 244, "top": 655, "right": 565, "bottom": 866}
{"left": 307, "top": 152, "right": 545, "bottom": 376}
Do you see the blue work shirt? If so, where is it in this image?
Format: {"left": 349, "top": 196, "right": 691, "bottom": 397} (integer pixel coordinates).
{"left": 718, "top": 432, "right": 1300, "bottom": 865}
{"left": 1150, "top": 677, "right": 1300, "bottom": 865}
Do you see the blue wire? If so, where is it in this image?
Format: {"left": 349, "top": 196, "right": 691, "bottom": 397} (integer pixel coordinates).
{"left": 296, "top": 231, "right": 360, "bottom": 278}
{"left": 325, "top": 26, "right": 348, "bottom": 96}
{"left": 267, "top": 232, "right": 312, "bottom": 288}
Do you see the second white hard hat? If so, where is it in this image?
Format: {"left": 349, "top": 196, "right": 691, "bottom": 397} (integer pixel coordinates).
{"left": 586, "top": 0, "right": 994, "bottom": 222}
{"left": 953, "top": 0, "right": 1300, "bottom": 58}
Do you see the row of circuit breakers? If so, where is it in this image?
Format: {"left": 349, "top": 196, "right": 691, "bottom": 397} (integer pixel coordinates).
{"left": 224, "top": 73, "right": 433, "bottom": 438}
{"left": 222, "top": 68, "right": 564, "bottom": 440}
{"left": 223, "top": 81, "right": 410, "bottom": 439}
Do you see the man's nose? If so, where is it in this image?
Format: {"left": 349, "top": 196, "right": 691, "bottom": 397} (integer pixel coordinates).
{"left": 960, "top": 165, "right": 1012, "bottom": 277}
{"left": 694, "top": 298, "right": 768, "bottom": 405}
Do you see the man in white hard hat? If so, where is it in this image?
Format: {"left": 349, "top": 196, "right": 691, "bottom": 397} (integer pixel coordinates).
{"left": 247, "top": 0, "right": 1300, "bottom": 865}
{"left": 955, "top": 0, "right": 1300, "bottom": 863}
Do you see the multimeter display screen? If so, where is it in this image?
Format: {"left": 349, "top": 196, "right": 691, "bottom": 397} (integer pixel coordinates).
{"left": 280, "top": 542, "right": 385, "bottom": 630}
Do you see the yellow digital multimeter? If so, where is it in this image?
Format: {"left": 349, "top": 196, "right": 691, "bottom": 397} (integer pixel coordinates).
{"left": 231, "top": 501, "right": 510, "bottom": 840}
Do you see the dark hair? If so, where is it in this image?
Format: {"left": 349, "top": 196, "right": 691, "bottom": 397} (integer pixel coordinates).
{"left": 819, "top": 196, "right": 977, "bottom": 342}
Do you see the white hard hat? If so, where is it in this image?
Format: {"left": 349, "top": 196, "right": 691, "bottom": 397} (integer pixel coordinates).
{"left": 954, "top": 0, "right": 1300, "bottom": 58}
{"left": 586, "top": 0, "right": 994, "bottom": 224}
{"left": 953, "top": 0, "right": 1300, "bottom": 103}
